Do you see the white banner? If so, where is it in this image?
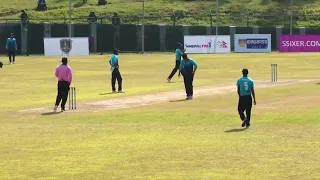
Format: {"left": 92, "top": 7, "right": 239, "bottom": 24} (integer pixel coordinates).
{"left": 43, "top": 37, "right": 89, "bottom": 56}
{"left": 184, "top": 35, "right": 230, "bottom": 54}
{"left": 234, "top": 34, "right": 271, "bottom": 53}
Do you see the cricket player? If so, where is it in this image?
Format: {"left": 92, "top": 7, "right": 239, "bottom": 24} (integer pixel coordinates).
{"left": 178, "top": 53, "right": 198, "bottom": 100}
{"left": 6, "top": 33, "right": 17, "bottom": 64}
{"left": 167, "top": 43, "right": 185, "bottom": 82}
{"left": 236, "top": 68, "right": 257, "bottom": 128}
{"left": 54, "top": 57, "right": 72, "bottom": 112}
{"left": 109, "top": 49, "right": 123, "bottom": 93}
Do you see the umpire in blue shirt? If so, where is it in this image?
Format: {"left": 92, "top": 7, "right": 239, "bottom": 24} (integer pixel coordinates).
{"left": 6, "top": 33, "right": 17, "bottom": 64}
{"left": 236, "top": 68, "right": 257, "bottom": 128}
{"left": 178, "top": 53, "right": 198, "bottom": 100}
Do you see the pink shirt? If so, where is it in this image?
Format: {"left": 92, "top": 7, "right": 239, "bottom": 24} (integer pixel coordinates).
{"left": 55, "top": 65, "right": 72, "bottom": 83}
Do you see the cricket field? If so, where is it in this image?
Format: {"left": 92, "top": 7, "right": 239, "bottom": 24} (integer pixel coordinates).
{"left": 0, "top": 53, "right": 319, "bottom": 179}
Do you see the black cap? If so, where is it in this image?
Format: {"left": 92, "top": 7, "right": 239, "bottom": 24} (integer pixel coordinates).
{"left": 182, "top": 53, "right": 188, "bottom": 59}
{"left": 113, "top": 49, "right": 119, "bottom": 54}
{"left": 242, "top": 68, "right": 249, "bottom": 75}
{"left": 61, "top": 57, "right": 68, "bottom": 63}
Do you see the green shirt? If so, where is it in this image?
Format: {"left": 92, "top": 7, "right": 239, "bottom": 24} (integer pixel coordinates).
{"left": 175, "top": 49, "right": 183, "bottom": 60}
{"left": 179, "top": 58, "right": 198, "bottom": 73}
{"left": 109, "top": 54, "right": 118, "bottom": 67}
{"left": 236, "top": 76, "right": 254, "bottom": 96}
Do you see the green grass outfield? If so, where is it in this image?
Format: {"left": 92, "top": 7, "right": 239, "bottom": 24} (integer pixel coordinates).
{"left": 0, "top": 53, "right": 320, "bottom": 179}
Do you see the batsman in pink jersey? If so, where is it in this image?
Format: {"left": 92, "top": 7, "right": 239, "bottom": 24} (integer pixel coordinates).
{"left": 54, "top": 57, "right": 72, "bottom": 112}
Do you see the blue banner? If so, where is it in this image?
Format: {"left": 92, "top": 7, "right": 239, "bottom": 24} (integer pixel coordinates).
{"left": 246, "top": 39, "right": 268, "bottom": 49}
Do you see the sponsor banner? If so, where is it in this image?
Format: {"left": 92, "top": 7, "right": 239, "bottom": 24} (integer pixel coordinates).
{"left": 279, "top": 35, "right": 320, "bottom": 52}
{"left": 184, "top": 35, "right": 230, "bottom": 53}
{"left": 44, "top": 37, "right": 89, "bottom": 56}
{"left": 234, "top": 34, "right": 271, "bottom": 53}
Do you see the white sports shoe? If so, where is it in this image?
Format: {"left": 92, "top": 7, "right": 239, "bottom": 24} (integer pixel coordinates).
{"left": 53, "top": 105, "right": 58, "bottom": 112}
{"left": 167, "top": 78, "right": 171, "bottom": 82}
{"left": 118, "top": 90, "right": 124, "bottom": 93}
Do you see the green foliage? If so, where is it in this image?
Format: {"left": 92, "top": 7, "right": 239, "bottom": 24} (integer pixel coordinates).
{"left": 170, "top": 8, "right": 186, "bottom": 25}
{"left": 0, "top": 0, "right": 320, "bottom": 26}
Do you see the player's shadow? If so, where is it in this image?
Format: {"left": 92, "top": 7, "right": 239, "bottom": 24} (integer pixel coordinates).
{"left": 316, "top": 83, "right": 320, "bottom": 85}
{"left": 170, "top": 99, "right": 188, "bottom": 102}
{"left": 167, "top": 80, "right": 184, "bottom": 83}
{"left": 41, "top": 112, "right": 62, "bottom": 116}
{"left": 224, "top": 128, "right": 247, "bottom": 133}
{"left": 100, "top": 92, "right": 116, "bottom": 95}
{"left": 100, "top": 92, "right": 125, "bottom": 95}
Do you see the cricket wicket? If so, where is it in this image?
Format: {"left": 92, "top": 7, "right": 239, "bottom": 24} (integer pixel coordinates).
{"left": 69, "top": 87, "right": 76, "bottom": 110}
{"left": 271, "top": 64, "right": 278, "bottom": 82}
